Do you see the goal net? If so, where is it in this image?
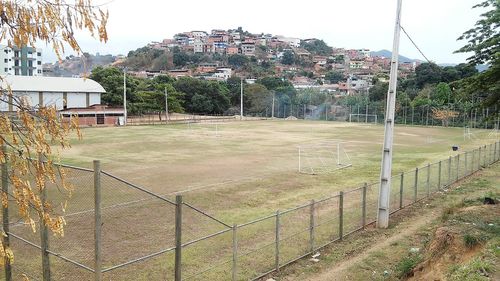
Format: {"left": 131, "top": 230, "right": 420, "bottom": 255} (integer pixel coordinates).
{"left": 298, "top": 142, "right": 352, "bottom": 175}
{"left": 349, "top": 114, "right": 378, "bottom": 123}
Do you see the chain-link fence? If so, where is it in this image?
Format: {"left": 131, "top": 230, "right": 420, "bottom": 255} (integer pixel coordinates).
{"left": 2, "top": 141, "right": 499, "bottom": 281}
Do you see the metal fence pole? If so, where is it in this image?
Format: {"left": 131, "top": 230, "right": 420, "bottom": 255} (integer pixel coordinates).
{"left": 399, "top": 173, "right": 404, "bottom": 209}
{"left": 362, "top": 183, "right": 367, "bottom": 229}
{"left": 93, "top": 160, "right": 102, "bottom": 281}
{"left": 472, "top": 149, "right": 476, "bottom": 173}
{"left": 309, "top": 200, "right": 315, "bottom": 253}
{"left": 2, "top": 145, "right": 11, "bottom": 281}
{"left": 39, "top": 154, "right": 50, "bottom": 281}
{"left": 426, "top": 163, "right": 430, "bottom": 197}
{"left": 456, "top": 154, "right": 460, "bottom": 181}
{"left": 414, "top": 168, "right": 418, "bottom": 202}
{"left": 478, "top": 147, "right": 482, "bottom": 169}
{"left": 448, "top": 156, "right": 452, "bottom": 186}
{"left": 437, "top": 161, "right": 442, "bottom": 190}
{"left": 339, "top": 192, "right": 344, "bottom": 240}
{"left": 175, "top": 195, "right": 183, "bottom": 281}
{"left": 483, "top": 145, "right": 487, "bottom": 166}
{"left": 275, "top": 210, "right": 280, "bottom": 273}
{"left": 232, "top": 224, "right": 237, "bottom": 281}
{"left": 495, "top": 142, "right": 498, "bottom": 161}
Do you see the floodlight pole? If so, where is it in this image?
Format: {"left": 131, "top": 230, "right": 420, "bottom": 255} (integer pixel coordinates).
{"left": 165, "top": 86, "right": 169, "bottom": 123}
{"left": 272, "top": 91, "right": 275, "bottom": 118}
{"left": 123, "top": 68, "right": 127, "bottom": 126}
{"left": 240, "top": 77, "right": 243, "bottom": 120}
{"left": 377, "top": 0, "right": 403, "bottom": 229}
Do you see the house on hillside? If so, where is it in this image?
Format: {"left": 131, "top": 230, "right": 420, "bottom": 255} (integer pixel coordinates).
{"left": 0, "top": 75, "right": 124, "bottom": 126}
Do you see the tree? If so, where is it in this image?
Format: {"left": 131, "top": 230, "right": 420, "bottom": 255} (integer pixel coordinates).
{"left": 173, "top": 52, "right": 190, "bottom": 67}
{"left": 281, "top": 50, "right": 295, "bottom": 65}
{"left": 301, "top": 39, "right": 333, "bottom": 56}
{"left": 414, "top": 63, "right": 443, "bottom": 88}
{"left": 455, "top": 0, "right": 499, "bottom": 109}
{"left": 324, "top": 71, "right": 345, "bottom": 84}
{"left": 0, "top": 0, "right": 108, "bottom": 265}
{"left": 228, "top": 54, "right": 249, "bottom": 68}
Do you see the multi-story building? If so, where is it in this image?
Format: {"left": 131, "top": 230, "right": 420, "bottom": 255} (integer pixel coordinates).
{"left": 241, "top": 42, "right": 256, "bottom": 56}
{"left": 0, "top": 45, "right": 43, "bottom": 76}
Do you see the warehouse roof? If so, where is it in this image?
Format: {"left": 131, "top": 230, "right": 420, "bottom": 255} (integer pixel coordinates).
{"left": 1, "top": 75, "right": 105, "bottom": 93}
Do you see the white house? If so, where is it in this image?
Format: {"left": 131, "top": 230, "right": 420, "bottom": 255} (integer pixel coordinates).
{"left": 0, "top": 75, "right": 105, "bottom": 111}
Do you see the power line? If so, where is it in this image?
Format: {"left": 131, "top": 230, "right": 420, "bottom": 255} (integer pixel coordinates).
{"left": 400, "top": 25, "right": 433, "bottom": 64}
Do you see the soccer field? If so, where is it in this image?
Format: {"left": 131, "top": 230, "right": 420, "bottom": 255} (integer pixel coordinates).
{"left": 61, "top": 120, "right": 493, "bottom": 221}
{"left": 10, "top": 119, "right": 498, "bottom": 281}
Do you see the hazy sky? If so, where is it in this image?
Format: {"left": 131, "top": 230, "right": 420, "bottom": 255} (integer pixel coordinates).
{"left": 42, "top": 0, "right": 484, "bottom": 64}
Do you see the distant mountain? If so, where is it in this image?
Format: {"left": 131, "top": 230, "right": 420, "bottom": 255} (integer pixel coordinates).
{"left": 370, "top": 49, "right": 418, "bottom": 63}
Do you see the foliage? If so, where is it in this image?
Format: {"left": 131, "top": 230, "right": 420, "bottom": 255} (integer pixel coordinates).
{"left": 454, "top": 0, "right": 500, "bottom": 109}
{"left": 281, "top": 50, "right": 295, "bottom": 65}
{"left": 228, "top": 54, "right": 249, "bottom": 68}
{"left": 324, "top": 71, "right": 345, "bottom": 84}
{"left": 0, "top": 0, "right": 108, "bottom": 266}
{"left": 301, "top": 39, "right": 333, "bottom": 56}
{"left": 396, "top": 254, "right": 422, "bottom": 278}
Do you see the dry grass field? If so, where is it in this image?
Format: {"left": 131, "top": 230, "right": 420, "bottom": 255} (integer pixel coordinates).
{"left": 62, "top": 120, "right": 494, "bottom": 222}
{"left": 7, "top": 120, "right": 498, "bottom": 281}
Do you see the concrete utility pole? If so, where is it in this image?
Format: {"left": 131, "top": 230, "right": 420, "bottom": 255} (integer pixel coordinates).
{"left": 377, "top": 0, "right": 403, "bottom": 229}
{"left": 123, "top": 68, "right": 127, "bottom": 126}
{"left": 240, "top": 77, "right": 243, "bottom": 120}
{"left": 272, "top": 91, "right": 275, "bottom": 118}
{"left": 165, "top": 86, "right": 169, "bottom": 123}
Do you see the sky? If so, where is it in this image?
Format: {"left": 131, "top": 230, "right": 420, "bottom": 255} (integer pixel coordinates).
{"left": 41, "top": 0, "right": 484, "bottom": 64}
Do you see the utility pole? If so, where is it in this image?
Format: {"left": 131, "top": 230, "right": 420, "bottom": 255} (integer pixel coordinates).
{"left": 123, "top": 67, "right": 127, "bottom": 126}
{"left": 377, "top": 0, "right": 403, "bottom": 229}
{"left": 240, "top": 77, "right": 244, "bottom": 120}
{"left": 272, "top": 91, "right": 275, "bottom": 118}
{"left": 165, "top": 86, "right": 169, "bottom": 123}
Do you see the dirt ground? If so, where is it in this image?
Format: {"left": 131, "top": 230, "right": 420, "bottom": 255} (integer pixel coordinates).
{"left": 278, "top": 162, "right": 500, "bottom": 281}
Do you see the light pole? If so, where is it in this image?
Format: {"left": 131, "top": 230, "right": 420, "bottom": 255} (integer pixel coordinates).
{"left": 240, "top": 77, "right": 243, "bottom": 120}
{"left": 123, "top": 67, "right": 127, "bottom": 126}
{"left": 165, "top": 86, "right": 169, "bottom": 123}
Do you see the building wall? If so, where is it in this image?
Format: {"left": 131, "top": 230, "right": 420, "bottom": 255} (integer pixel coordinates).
{"left": 0, "top": 45, "right": 42, "bottom": 76}
{"left": 0, "top": 91, "right": 101, "bottom": 111}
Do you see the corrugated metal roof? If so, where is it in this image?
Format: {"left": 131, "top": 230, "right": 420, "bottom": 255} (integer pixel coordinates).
{"left": 1, "top": 75, "right": 105, "bottom": 93}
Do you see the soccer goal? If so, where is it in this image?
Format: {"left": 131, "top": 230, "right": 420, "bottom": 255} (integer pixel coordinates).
{"left": 463, "top": 126, "right": 477, "bottom": 140}
{"left": 349, "top": 114, "right": 378, "bottom": 123}
{"left": 298, "top": 142, "right": 352, "bottom": 175}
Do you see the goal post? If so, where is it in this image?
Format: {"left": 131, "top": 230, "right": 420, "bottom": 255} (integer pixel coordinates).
{"left": 349, "top": 114, "right": 378, "bottom": 123}
{"left": 298, "top": 142, "right": 352, "bottom": 175}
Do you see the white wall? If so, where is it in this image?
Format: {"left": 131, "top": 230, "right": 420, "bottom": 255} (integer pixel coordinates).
{"left": 43, "top": 92, "right": 64, "bottom": 110}
{"left": 89, "top": 93, "right": 100, "bottom": 106}
{"left": 67, "top": 92, "right": 86, "bottom": 108}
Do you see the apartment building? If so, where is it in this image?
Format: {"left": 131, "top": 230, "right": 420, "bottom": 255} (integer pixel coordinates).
{"left": 0, "top": 45, "right": 43, "bottom": 76}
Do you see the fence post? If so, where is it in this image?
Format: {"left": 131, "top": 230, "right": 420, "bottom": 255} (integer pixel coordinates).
{"left": 362, "top": 183, "right": 367, "bottom": 229}
{"left": 414, "top": 168, "right": 418, "bottom": 202}
{"left": 39, "top": 154, "right": 50, "bottom": 281}
{"left": 483, "top": 145, "right": 487, "bottom": 166}
{"left": 495, "top": 142, "right": 498, "bottom": 161}
{"left": 426, "top": 163, "right": 430, "bottom": 197}
{"left": 93, "top": 160, "right": 102, "bottom": 281}
{"left": 477, "top": 147, "right": 481, "bottom": 170}
{"left": 438, "top": 161, "right": 442, "bottom": 190}
{"left": 339, "top": 192, "right": 344, "bottom": 240}
{"left": 472, "top": 149, "right": 475, "bottom": 173}
{"left": 232, "top": 224, "right": 237, "bottom": 281}
{"left": 2, "top": 144, "right": 12, "bottom": 281}
{"left": 399, "top": 173, "right": 404, "bottom": 209}
{"left": 456, "top": 154, "right": 460, "bottom": 181}
{"left": 174, "top": 195, "right": 183, "bottom": 281}
{"left": 309, "top": 200, "right": 315, "bottom": 253}
{"left": 275, "top": 210, "right": 280, "bottom": 273}
{"left": 448, "top": 156, "right": 452, "bottom": 186}
{"left": 464, "top": 152, "right": 468, "bottom": 176}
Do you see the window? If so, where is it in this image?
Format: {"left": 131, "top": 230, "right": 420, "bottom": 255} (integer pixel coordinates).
{"left": 28, "top": 70, "right": 33, "bottom": 76}
{"left": 4, "top": 68, "right": 7, "bottom": 72}
{"left": 37, "top": 70, "right": 42, "bottom": 74}
{"left": 14, "top": 69, "right": 19, "bottom": 75}
{"left": 37, "top": 52, "right": 42, "bottom": 56}
{"left": 37, "top": 61, "right": 41, "bottom": 65}
{"left": 96, "top": 114, "right": 105, "bottom": 124}
{"left": 3, "top": 59, "right": 6, "bottom": 63}
{"left": 14, "top": 51, "right": 19, "bottom": 57}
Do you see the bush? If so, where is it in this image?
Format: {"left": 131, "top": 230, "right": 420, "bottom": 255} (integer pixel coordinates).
{"left": 396, "top": 254, "right": 422, "bottom": 278}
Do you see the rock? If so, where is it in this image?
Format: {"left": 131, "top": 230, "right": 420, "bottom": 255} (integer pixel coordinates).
{"left": 410, "top": 247, "right": 420, "bottom": 253}
{"left": 266, "top": 279, "right": 276, "bottom": 281}
{"left": 309, "top": 258, "right": 320, "bottom": 263}
{"left": 312, "top": 252, "right": 321, "bottom": 258}
{"left": 383, "top": 270, "right": 390, "bottom": 276}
